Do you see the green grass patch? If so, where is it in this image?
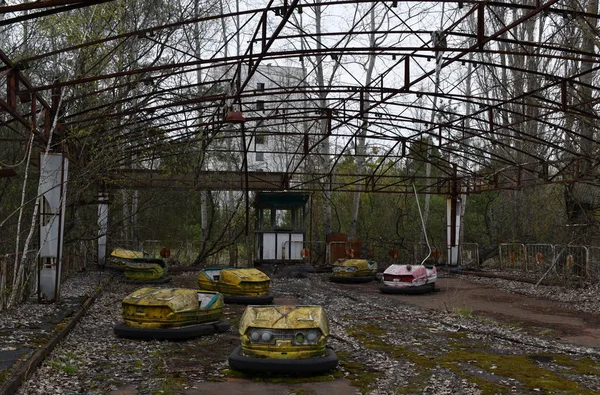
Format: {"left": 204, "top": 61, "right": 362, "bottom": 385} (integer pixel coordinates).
{"left": 451, "top": 306, "right": 473, "bottom": 318}
{"left": 337, "top": 352, "right": 381, "bottom": 394}
{"left": 47, "top": 358, "right": 78, "bottom": 375}
{"left": 345, "top": 322, "right": 600, "bottom": 395}
{"left": 153, "top": 375, "right": 186, "bottom": 395}
{"left": 0, "top": 369, "right": 10, "bottom": 385}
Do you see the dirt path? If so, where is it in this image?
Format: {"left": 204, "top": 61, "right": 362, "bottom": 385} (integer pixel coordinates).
{"left": 335, "top": 276, "right": 600, "bottom": 349}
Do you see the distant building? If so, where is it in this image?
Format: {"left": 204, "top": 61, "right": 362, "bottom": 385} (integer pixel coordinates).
{"left": 212, "top": 63, "right": 316, "bottom": 174}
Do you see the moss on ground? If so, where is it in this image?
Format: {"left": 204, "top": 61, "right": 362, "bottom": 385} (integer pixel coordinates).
{"left": 336, "top": 352, "right": 381, "bottom": 394}
{"left": 153, "top": 375, "right": 186, "bottom": 395}
{"left": 0, "top": 369, "right": 10, "bottom": 385}
{"left": 345, "top": 322, "right": 600, "bottom": 395}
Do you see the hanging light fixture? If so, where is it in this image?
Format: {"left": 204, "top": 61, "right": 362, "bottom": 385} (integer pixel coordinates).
{"left": 226, "top": 109, "right": 246, "bottom": 123}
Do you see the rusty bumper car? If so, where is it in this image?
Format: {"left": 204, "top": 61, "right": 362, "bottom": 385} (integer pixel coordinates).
{"left": 228, "top": 305, "right": 338, "bottom": 374}
{"left": 114, "top": 288, "right": 229, "bottom": 340}
{"left": 198, "top": 267, "right": 273, "bottom": 304}
{"left": 107, "top": 248, "right": 171, "bottom": 284}
{"left": 107, "top": 248, "right": 152, "bottom": 271}
{"left": 329, "top": 258, "right": 378, "bottom": 284}
{"left": 379, "top": 264, "right": 437, "bottom": 294}
{"left": 123, "top": 261, "right": 171, "bottom": 284}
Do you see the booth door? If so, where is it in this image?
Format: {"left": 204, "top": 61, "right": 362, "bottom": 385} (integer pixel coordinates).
{"left": 262, "top": 233, "right": 277, "bottom": 260}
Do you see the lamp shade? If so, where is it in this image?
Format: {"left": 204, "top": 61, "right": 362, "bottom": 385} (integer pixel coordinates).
{"left": 226, "top": 110, "right": 245, "bottom": 123}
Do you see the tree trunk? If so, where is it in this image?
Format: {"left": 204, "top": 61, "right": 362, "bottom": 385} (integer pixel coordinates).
{"left": 349, "top": 7, "right": 377, "bottom": 239}
{"left": 314, "top": 4, "right": 332, "bottom": 238}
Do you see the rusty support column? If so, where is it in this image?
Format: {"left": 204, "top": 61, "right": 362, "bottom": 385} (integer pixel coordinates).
{"left": 477, "top": 3, "right": 485, "bottom": 51}
{"left": 241, "top": 122, "right": 252, "bottom": 267}
{"left": 7, "top": 69, "right": 18, "bottom": 109}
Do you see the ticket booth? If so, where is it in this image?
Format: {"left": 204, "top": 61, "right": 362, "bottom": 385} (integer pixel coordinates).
{"left": 254, "top": 192, "right": 309, "bottom": 265}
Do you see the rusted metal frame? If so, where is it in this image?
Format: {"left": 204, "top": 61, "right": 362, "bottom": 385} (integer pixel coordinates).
{"left": 360, "top": 100, "right": 545, "bottom": 173}
{"left": 73, "top": 100, "right": 233, "bottom": 146}
{"left": 323, "top": 3, "right": 480, "bottom": 173}
{"left": 548, "top": 158, "right": 586, "bottom": 182}
{"left": 297, "top": 166, "right": 545, "bottom": 194}
{"left": 0, "top": 98, "right": 32, "bottom": 131}
{"left": 107, "top": 167, "right": 468, "bottom": 186}
{"left": 364, "top": 118, "right": 497, "bottom": 173}
{"left": 87, "top": 103, "right": 235, "bottom": 143}
{"left": 251, "top": 18, "right": 596, "bottom": 61}
{"left": 64, "top": 78, "right": 228, "bottom": 120}
{"left": 223, "top": 0, "right": 275, "bottom": 114}
{"left": 199, "top": 145, "right": 402, "bottom": 161}
{"left": 0, "top": 0, "right": 106, "bottom": 13}
{"left": 425, "top": 110, "right": 561, "bottom": 166}
{"left": 402, "top": 0, "right": 562, "bottom": 108}
{"left": 18, "top": 5, "right": 264, "bottom": 64}
{"left": 402, "top": 63, "right": 596, "bottom": 164}
{"left": 62, "top": 85, "right": 228, "bottom": 125}
{"left": 0, "top": 50, "right": 52, "bottom": 116}
{"left": 484, "top": 4, "right": 583, "bottom": 69}
{"left": 2, "top": 0, "right": 589, "bottom": 21}
{"left": 7, "top": 0, "right": 598, "bottom": 64}
{"left": 30, "top": 41, "right": 592, "bottom": 96}
{"left": 6, "top": 68, "right": 18, "bottom": 109}
{"left": 403, "top": 88, "right": 583, "bottom": 160}
{"left": 62, "top": 67, "right": 576, "bottom": 176}
{"left": 402, "top": 80, "right": 590, "bottom": 153}
{"left": 65, "top": 60, "right": 235, "bottom": 105}
{"left": 243, "top": 0, "right": 396, "bottom": 123}
{"left": 77, "top": 81, "right": 576, "bottom": 166}
{"left": 118, "top": 121, "right": 380, "bottom": 168}
{"left": 234, "top": 0, "right": 301, "bottom": 98}
{"left": 0, "top": 68, "right": 12, "bottom": 80}
{"left": 484, "top": 0, "right": 600, "bottom": 20}
{"left": 431, "top": 62, "right": 600, "bottom": 158}
{"left": 361, "top": 140, "right": 401, "bottom": 191}
{"left": 530, "top": 81, "right": 600, "bottom": 120}
{"left": 117, "top": 113, "right": 332, "bottom": 159}
{"left": 0, "top": 1, "right": 114, "bottom": 27}
{"left": 477, "top": 2, "right": 486, "bottom": 51}
{"left": 336, "top": 113, "right": 484, "bottom": 180}
{"left": 99, "top": 112, "right": 327, "bottom": 161}
{"left": 56, "top": 53, "right": 592, "bottom": 134}
{"left": 94, "top": 98, "right": 525, "bottom": 174}
{"left": 105, "top": 177, "right": 466, "bottom": 194}
{"left": 65, "top": 81, "right": 360, "bottom": 129}
{"left": 141, "top": 34, "right": 200, "bottom": 63}
{"left": 31, "top": 57, "right": 213, "bottom": 92}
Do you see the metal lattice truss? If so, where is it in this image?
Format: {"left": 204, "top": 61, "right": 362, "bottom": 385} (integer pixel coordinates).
{"left": 1, "top": 0, "right": 599, "bottom": 195}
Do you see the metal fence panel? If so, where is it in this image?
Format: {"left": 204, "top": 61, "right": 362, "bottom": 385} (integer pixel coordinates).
{"left": 524, "top": 244, "right": 554, "bottom": 274}
{"left": 461, "top": 243, "right": 480, "bottom": 269}
{"left": 555, "top": 245, "right": 588, "bottom": 279}
{"left": 499, "top": 243, "right": 526, "bottom": 270}
{"left": 588, "top": 247, "right": 600, "bottom": 282}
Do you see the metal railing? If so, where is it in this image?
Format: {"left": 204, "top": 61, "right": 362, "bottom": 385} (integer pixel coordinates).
{"left": 492, "top": 243, "right": 600, "bottom": 283}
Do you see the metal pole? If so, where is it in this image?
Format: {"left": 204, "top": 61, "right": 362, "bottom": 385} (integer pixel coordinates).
{"left": 241, "top": 123, "right": 252, "bottom": 267}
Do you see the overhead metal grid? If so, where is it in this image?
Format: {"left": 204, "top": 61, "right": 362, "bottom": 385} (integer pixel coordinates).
{"left": 0, "top": 0, "right": 598, "bottom": 194}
